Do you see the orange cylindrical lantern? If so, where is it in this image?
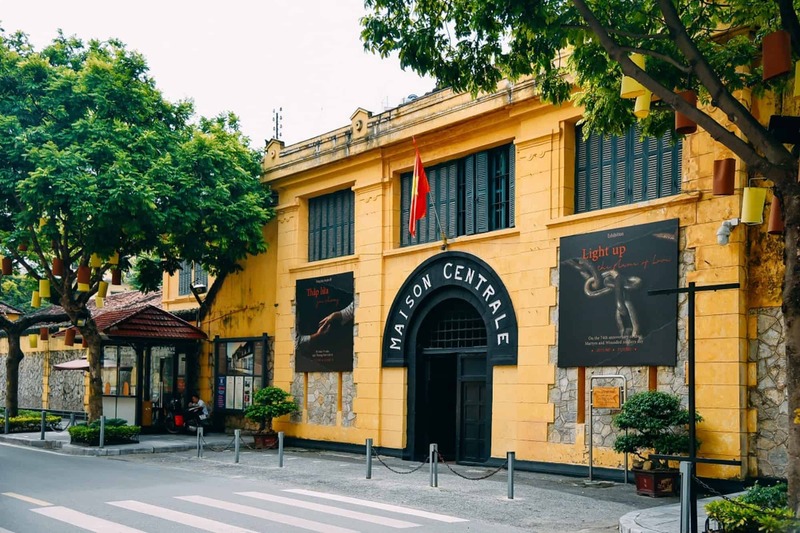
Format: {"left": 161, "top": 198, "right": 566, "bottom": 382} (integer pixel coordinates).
{"left": 2, "top": 257, "right": 12, "bottom": 276}
{"left": 675, "top": 90, "right": 698, "bottom": 135}
{"left": 763, "top": 30, "right": 791, "bottom": 81}
{"left": 17, "top": 243, "right": 28, "bottom": 252}
{"left": 111, "top": 268, "right": 122, "bottom": 286}
{"left": 77, "top": 265, "right": 90, "bottom": 292}
{"left": 64, "top": 328, "right": 76, "bottom": 347}
{"left": 81, "top": 337, "right": 88, "bottom": 348}
{"left": 713, "top": 158, "right": 736, "bottom": 195}
{"left": 40, "top": 327, "right": 49, "bottom": 340}
{"left": 768, "top": 195, "right": 785, "bottom": 234}
{"left": 52, "top": 257, "right": 64, "bottom": 277}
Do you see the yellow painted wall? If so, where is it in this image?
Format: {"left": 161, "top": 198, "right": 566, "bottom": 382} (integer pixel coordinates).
{"left": 198, "top": 79, "right": 781, "bottom": 479}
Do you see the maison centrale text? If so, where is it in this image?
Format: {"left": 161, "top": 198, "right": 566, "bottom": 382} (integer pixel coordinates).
{"left": 387, "top": 260, "right": 512, "bottom": 351}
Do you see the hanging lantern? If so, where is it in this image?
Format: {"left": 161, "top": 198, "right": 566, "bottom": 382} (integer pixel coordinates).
{"left": 39, "top": 327, "right": 49, "bottom": 340}
{"left": 620, "top": 53, "right": 646, "bottom": 99}
{"left": 741, "top": 187, "right": 768, "bottom": 225}
{"left": 39, "top": 217, "right": 47, "bottom": 230}
{"left": 675, "top": 90, "right": 698, "bottom": 135}
{"left": 95, "top": 296, "right": 104, "bottom": 309}
{"left": 39, "top": 278, "right": 51, "bottom": 299}
{"left": 77, "top": 265, "right": 91, "bottom": 292}
{"left": 82, "top": 337, "right": 88, "bottom": 348}
{"left": 794, "top": 62, "right": 800, "bottom": 98}
{"left": 1, "top": 257, "right": 11, "bottom": 276}
{"left": 634, "top": 91, "right": 652, "bottom": 119}
{"left": 763, "top": 30, "right": 791, "bottom": 81}
{"left": 29, "top": 334, "right": 38, "bottom": 349}
{"left": 64, "top": 328, "right": 76, "bottom": 347}
{"left": 713, "top": 158, "right": 736, "bottom": 195}
{"left": 109, "top": 251, "right": 119, "bottom": 266}
{"left": 17, "top": 243, "right": 28, "bottom": 252}
{"left": 89, "top": 253, "right": 102, "bottom": 268}
{"left": 768, "top": 195, "right": 784, "bottom": 234}
{"left": 31, "top": 290, "right": 41, "bottom": 308}
{"left": 52, "top": 257, "right": 64, "bottom": 277}
{"left": 111, "top": 268, "right": 122, "bottom": 286}
{"left": 98, "top": 280, "right": 109, "bottom": 299}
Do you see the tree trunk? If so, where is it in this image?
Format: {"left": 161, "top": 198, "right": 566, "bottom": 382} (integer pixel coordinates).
{"left": 4, "top": 334, "right": 23, "bottom": 418}
{"left": 83, "top": 323, "right": 104, "bottom": 422}
{"left": 783, "top": 192, "right": 800, "bottom": 515}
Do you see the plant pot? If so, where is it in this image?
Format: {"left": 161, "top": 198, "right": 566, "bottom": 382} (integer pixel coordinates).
{"left": 632, "top": 468, "right": 680, "bottom": 497}
{"left": 763, "top": 30, "right": 791, "bottom": 81}
{"left": 675, "top": 90, "right": 698, "bottom": 135}
{"left": 712, "top": 158, "right": 735, "bottom": 195}
{"left": 253, "top": 433, "right": 279, "bottom": 449}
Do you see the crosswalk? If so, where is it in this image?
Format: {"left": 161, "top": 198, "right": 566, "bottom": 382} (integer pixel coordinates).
{"left": 5, "top": 488, "right": 469, "bottom": 532}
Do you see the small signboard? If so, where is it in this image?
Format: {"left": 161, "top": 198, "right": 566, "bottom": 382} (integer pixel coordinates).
{"left": 592, "top": 386, "right": 622, "bottom": 409}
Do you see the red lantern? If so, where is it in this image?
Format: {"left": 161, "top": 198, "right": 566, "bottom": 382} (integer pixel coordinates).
{"left": 675, "top": 90, "right": 698, "bottom": 135}
{"left": 39, "top": 327, "right": 49, "bottom": 340}
{"left": 713, "top": 158, "right": 736, "bottom": 195}
{"left": 111, "top": 268, "right": 122, "bottom": 286}
{"left": 768, "top": 195, "right": 785, "bottom": 235}
{"left": 763, "top": 30, "right": 791, "bottom": 81}
{"left": 64, "top": 328, "right": 76, "bottom": 347}
{"left": 2, "top": 257, "right": 12, "bottom": 276}
{"left": 52, "top": 257, "right": 64, "bottom": 277}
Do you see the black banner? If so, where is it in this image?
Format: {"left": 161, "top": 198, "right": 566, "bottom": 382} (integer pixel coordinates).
{"left": 557, "top": 219, "right": 679, "bottom": 367}
{"left": 295, "top": 272, "right": 354, "bottom": 372}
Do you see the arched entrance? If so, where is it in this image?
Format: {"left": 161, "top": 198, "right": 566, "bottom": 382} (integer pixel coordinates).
{"left": 382, "top": 252, "right": 518, "bottom": 464}
{"left": 413, "top": 297, "right": 488, "bottom": 463}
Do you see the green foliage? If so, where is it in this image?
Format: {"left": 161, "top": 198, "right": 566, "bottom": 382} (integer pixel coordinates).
{"left": 0, "top": 275, "right": 46, "bottom": 313}
{"left": 68, "top": 423, "right": 140, "bottom": 445}
{"left": 0, "top": 413, "right": 61, "bottom": 432}
{"left": 244, "top": 386, "right": 299, "bottom": 434}
{"left": 706, "top": 483, "right": 794, "bottom": 533}
{"left": 612, "top": 391, "right": 701, "bottom": 465}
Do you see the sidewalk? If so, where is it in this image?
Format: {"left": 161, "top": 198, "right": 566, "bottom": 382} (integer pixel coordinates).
{"left": 0, "top": 428, "right": 711, "bottom": 532}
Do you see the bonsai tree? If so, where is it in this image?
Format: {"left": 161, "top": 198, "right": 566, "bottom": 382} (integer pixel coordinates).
{"left": 244, "top": 386, "right": 299, "bottom": 435}
{"left": 612, "top": 390, "right": 702, "bottom": 469}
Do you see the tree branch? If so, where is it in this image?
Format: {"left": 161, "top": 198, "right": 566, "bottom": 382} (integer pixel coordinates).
{"left": 655, "top": 0, "right": 795, "bottom": 174}
{"left": 620, "top": 46, "right": 691, "bottom": 73}
{"left": 560, "top": 24, "right": 672, "bottom": 41}
{"left": 777, "top": 0, "right": 800, "bottom": 57}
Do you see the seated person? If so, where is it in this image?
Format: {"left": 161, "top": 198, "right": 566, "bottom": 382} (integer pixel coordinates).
{"left": 188, "top": 393, "right": 209, "bottom": 419}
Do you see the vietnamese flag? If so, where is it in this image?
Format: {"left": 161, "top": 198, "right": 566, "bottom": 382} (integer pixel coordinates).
{"left": 409, "top": 139, "right": 430, "bottom": 237}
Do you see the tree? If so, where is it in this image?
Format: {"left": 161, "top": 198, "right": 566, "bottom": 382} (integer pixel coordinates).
{"left": 0, "top": 31, "right": 273, "bottom": 422}
{"left": 362, "top": 0, "right": 800, "bottom": 512}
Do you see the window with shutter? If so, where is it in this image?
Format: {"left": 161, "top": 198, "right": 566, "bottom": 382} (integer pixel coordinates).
{"left": 400, "top": 143, "right": 515, "bottom": 247}
{"left": 575, "top": 125, "right": 681, "bottom": 214}
{"left": 178, "top": 261, "right": 192, "bottom": 296}
{"left": 308, "top": 189, "right": 355, "bottom": 261}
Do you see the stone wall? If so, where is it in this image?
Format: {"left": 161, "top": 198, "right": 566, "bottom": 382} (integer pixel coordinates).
{"left": 749, "top": 307, "right": 788, "bottom": 478}
{"left": 548, "top": 233, "right": 693, "bottom": 447}
{"left": 0, "top": 348, "right": 85, "bottom": 413}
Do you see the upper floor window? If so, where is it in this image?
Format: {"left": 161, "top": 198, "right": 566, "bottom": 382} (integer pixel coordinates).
{"left": 308, "top": 189, "right": 355, "bottom": 262}
{"left": 575, "top": 125, "right": 682, "bottom": 214}
{"left": 178, "top": 261, "right": 208, "bottom": 296}
{"left": 401, "top": 143, "right": 515, "bottom": 247}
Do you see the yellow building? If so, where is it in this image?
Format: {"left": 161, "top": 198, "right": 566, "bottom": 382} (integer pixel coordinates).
{"left": 193, "top": 80, "right": 785, "bottom": 481}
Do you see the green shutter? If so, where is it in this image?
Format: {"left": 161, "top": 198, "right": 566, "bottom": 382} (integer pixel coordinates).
{"left": 465, "top": 155, "right": 475, "bottom": 235}
{"left": 401, "top": 171, "right": 411, "bottom": 247}
{"left": 508, "top": 144, "right": 515, "bottom": 228}
{"left": 475, "top": 151, "right": 489, "bottom": 234}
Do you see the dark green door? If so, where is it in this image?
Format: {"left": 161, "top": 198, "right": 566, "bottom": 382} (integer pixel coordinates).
{"left": 458, "top": 353, "right": 488, "bottom": 462}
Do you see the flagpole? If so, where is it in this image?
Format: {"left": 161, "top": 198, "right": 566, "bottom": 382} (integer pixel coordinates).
{"left": 429, "top": 197, "right": 448, "bottom": 250}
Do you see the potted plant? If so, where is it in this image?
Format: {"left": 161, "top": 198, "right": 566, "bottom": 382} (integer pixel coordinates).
{"left": 612, "top": 390, "right": 701, "bottom": 497}
{"left": 244, "top": 386, "right": 299, "bottom": 449}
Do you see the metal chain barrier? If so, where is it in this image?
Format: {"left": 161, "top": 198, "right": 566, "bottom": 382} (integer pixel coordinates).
{"left": 371, "top": 448, "right": 429, "bottom": 475}
{"left": 47, "top": 416, "right": 76, "bottom": 433}
{"left": 692, "top": 475, "right": 800, "bottom": 527}
{"left": 200, "top": 434, "right": 240, "bottom": 453}
{"left": 437, "top": 451, "right": 508, "bottom": 481}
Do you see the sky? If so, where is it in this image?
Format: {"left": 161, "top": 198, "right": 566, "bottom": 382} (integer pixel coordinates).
{"left": 0, "top": 1, "right": 435, "bottom": 147}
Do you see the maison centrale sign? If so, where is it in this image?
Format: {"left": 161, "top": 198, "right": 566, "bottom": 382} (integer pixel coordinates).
{"left": 382, "top": 252, "right": 518, "bottom": 367}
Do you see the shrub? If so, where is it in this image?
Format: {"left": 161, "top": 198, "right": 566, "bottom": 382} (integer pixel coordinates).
{"left": 68, "top": 424, "right": 140, "bottom": 446}
{"left": 705, "top": 483, "right": 794, "bottom": 533}
{"left": 612, "top": 390, "right": 701, "bottom": 468}
{"left": 1, "top": 414, "right": 61, "bottom": 433}
{"left": 244, "top": 386, "right": 299, "bottom": 434}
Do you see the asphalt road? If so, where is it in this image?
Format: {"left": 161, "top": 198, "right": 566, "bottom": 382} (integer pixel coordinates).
{"left": 0, "top": 441, "right": 673, "bottom": 532}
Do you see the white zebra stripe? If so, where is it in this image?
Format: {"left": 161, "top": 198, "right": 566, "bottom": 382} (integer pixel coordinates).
{"left": 31, "top": 506, "right": 146, "bottom": 533}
